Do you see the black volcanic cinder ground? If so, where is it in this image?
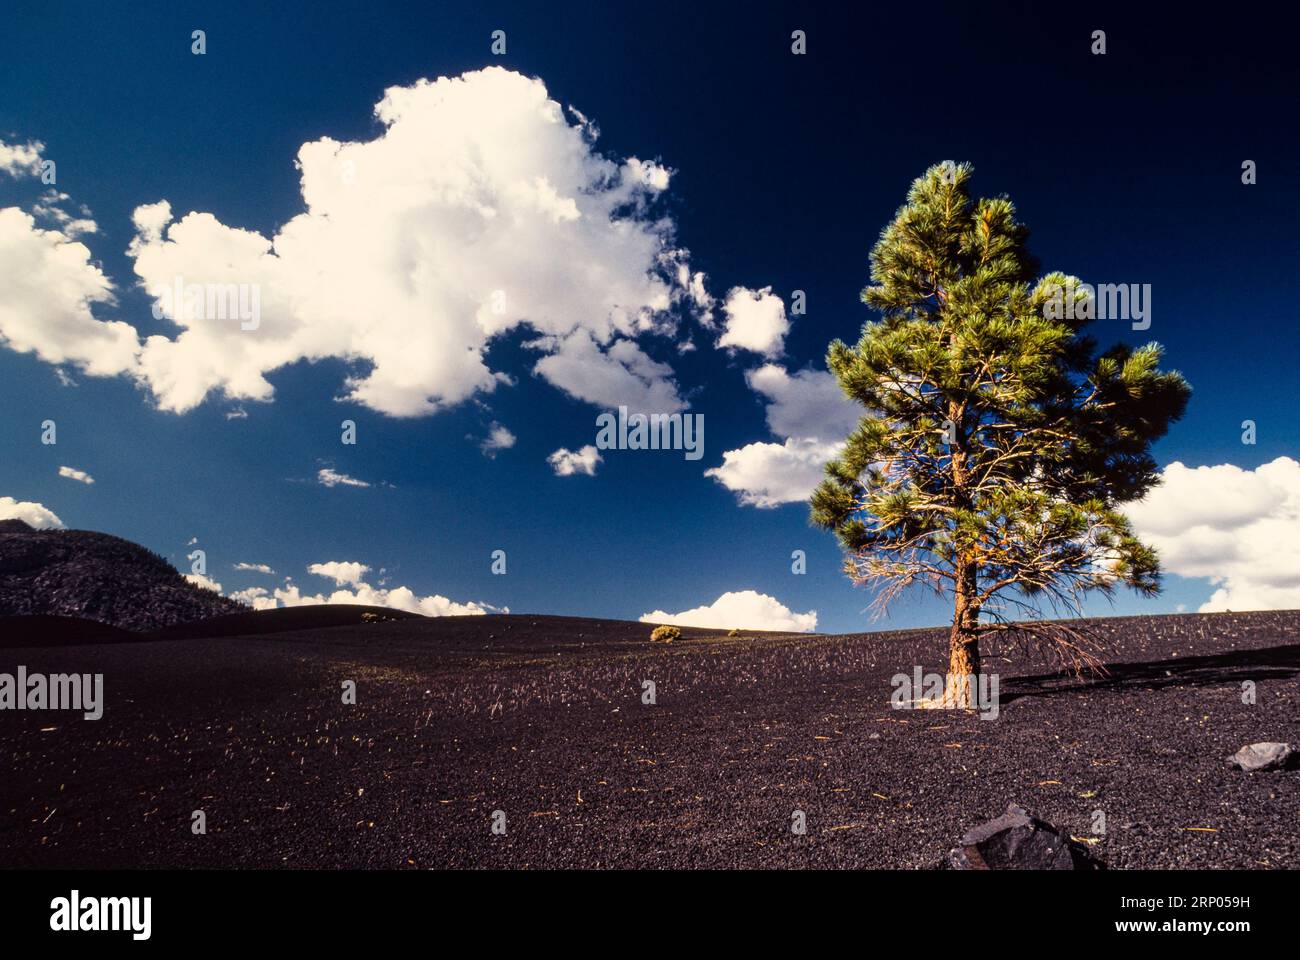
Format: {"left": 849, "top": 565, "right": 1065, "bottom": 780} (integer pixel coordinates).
{"left": 1, "top": 611, "right": 1297, "bottom": 869}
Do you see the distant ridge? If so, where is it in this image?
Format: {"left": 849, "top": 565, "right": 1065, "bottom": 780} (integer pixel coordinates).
{"left": 0, "top": 523, "right": 244, "bottom": 631}
{"left": 146, "top": 603, "right": 424, "bottom": 640}
{"left": 0, "top": 613, "right": 138, "bottom": 647}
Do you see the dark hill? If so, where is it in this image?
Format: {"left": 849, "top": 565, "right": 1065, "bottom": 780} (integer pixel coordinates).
{"left": 0, "top": 521, "right": 243, "bottom": 631}
{"left": 0, "top": 613, "right": 139, "bottom": 647}
{"left": 145, "top": 603, "right": 424, "bottom": 640}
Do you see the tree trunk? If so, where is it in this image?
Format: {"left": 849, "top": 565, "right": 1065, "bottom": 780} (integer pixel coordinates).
{"left": 943, "top": 395, "right": 980, "bottom": 708}
{"left": 943, "top": 555, "right": 981, "bottom": 708}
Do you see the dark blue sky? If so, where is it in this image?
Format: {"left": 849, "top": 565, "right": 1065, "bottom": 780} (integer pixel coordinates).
{"left": 2, "top": 1, "right": 1297, "bottom": 631}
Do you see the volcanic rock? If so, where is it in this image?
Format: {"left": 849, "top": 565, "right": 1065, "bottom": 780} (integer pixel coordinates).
{"left": 1226, "top": 742, "right": 1296, "bottom": 772}
{"left": 0, "top": 524, "right": 243, "bottom": 631}
{"left": 950, "top": 802, "right": 1088, "bottom": 870}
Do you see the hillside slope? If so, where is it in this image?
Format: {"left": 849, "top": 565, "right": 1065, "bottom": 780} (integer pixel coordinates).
{"left": 0, "top": 519, "right": 243, "bottom": 630}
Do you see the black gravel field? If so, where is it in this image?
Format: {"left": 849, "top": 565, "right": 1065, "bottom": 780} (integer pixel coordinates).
{"left": 1, "top": 610, "right": 1297, "bottom": 869}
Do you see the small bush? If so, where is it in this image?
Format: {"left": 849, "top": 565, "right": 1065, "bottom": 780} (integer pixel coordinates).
{"left": 650, "top": 625, "right": 681, "bottom": 643}
{"left": 727, "top": 628, "right": 741, "bottom": 637}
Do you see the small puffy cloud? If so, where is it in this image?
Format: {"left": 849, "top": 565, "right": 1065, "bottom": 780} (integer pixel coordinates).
{"left": 1125, "top": 457, "right": 1300, "bottom": 612}
{"left": 641, "top": 589, "right": 817, "bottom": 632}
{"left": 744, "top": 364, "right": 859, "bottom": 442}
{"left": 0, "top": 139, "right": 44, "bottom": 178}
{"left": 622, "top": 156, "right": 671, "bottom": 192}
{"left": 708, "top": 363, "right": 857, "bottom": 508}
{"left": 706, "top": 437, "right": 840, "bottom": 508}
{"left": 32, "top": 191, "right": 97, "bottom": 238}
{"left": 185, "top": 572, "right": 224, "bottom": 593}
{"left": 230, "top": 586, "right": 277, "bottom": 610}
{"left": 131, "top": 200, "right": 172, "bottom": 244}
{"left": 308, "top": 560, "right": 371, "bottom": 587}
{"left": 233, "top": 562, "right": 274, "bottom": 574}
{"left": 0, "top": 496, "right": 64, "bottom": 529}
{"left": 317, "top": 467, "right": 369, "bottom": 488}
{"left": 717, "top": 286, "right": 788, "bottom": 358}
{"left": 479, "top": 422, "right": 516, "bottom": 458}
{"left": 548, "top": 444, "right": 602, "bottom": 477}
{"left": 58, "top": 465, "right": 94, "bottom": 485}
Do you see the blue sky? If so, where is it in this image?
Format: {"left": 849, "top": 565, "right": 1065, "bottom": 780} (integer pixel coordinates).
{"left": 1, "top": 2, "right": 1298, "bottom": 632}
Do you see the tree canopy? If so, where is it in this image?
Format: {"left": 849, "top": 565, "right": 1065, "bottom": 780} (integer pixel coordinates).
{"left": 811, "top": 162, "right": 1190, "bottom": 688}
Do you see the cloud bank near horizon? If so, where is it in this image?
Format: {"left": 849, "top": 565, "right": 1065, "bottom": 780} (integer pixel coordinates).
{"left": 641, "top": 589, "right": 817, "bottom": 632}
{"left": 1126, "top": 456, "right": 1300, "bottom": 613}
{"left": 229, "top": 560, "right": 500, "bottom": 617}
{"left": 0, "top": 496, "right": 64, "bottom": 529}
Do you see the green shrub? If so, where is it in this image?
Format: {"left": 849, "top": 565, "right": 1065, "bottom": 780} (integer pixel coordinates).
{"left": 650, "top": 624, "right": 681, "bottom": 643}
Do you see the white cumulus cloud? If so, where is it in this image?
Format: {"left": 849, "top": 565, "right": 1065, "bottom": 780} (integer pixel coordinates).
{"left": 0, "top": 69, "right": 702, "bottom": 420}
{"left": 204, "top": 560, "right": 497, "bottom": 617}
{"left": 0, "top": 496, "right": 64, "bottom": 529}
{"left": 548, "top": 444, "right": 602, "bottom": 476}
{"left": 706, "top": 437, "right": 839, "bottom": 509}
{"left": 185, "top": 572, "right": 224, "bottom": 593}
{"left": 275, "top": 570, "right": 497, "bottom": 618}
{"left": 744, "top": 364, "right": 860, "bottom": 441}
{"left": 530, "top": 329, "right": 685, "bottom": 414}
{"left": 717, "top": 286, "right": 788, "bottom": 358}
{"left": 0, "top": 207, "right": 139, "bottom": 377}
{"left": 230, "top": 586, "right": 277, "bottom": 610}
{"left": 308, "top": 560, "right": 371, "bottom": 587}
{"left": 0, "top": 139, "right": 44, "bottom": 178}
{"left": 58, "top": 465, "right": 94, "bottom": 485}
{"left": 32, "top": 191, "right": 97, "bottom": 239}
{"left": 1125, "top": 457, "right": 1300, "bottom": 612}
{"left": 479, "top": 422, "right": 516, "bottom": 457}
{"left": 707, "top": 364, "right": 859, "bottom": 508}
{"left": 641, "top": 589, "right": 817, "bottom": 632}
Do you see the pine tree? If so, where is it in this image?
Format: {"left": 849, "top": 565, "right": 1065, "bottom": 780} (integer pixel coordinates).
{"left": 811, "top": 162, "right": 1191, "bottom": 706}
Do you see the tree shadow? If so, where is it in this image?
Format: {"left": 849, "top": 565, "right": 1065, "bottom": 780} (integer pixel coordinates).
{"left": 1000, "top": 643, "right": 1300, "bottom": 705}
